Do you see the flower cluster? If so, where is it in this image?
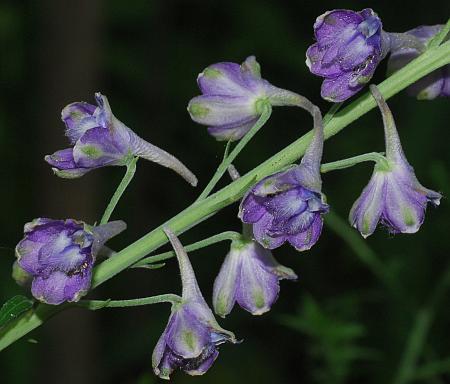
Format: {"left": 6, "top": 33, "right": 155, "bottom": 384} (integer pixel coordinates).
{"left": 9, "top": 6, "right": 445, "bottom": 382}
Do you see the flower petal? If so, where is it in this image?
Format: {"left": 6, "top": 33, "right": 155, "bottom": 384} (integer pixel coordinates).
{"left": 61, "top": 102, "right": 97, "bottom": 144}
{"left": 349, "top": 171, "right": 385, "bottom": 237}
{"left": 213, "top": 249, "right": 241, "bottom": 317}
{"left": 288, "top": 215, "right": 323, "bottom": 251}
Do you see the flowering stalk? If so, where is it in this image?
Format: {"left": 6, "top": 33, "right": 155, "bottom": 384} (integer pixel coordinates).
{"left": 427, "top": 18, "right": 450, "bottom": 48}
{"left": 196, "top": 104, "right": 272, "bottom": 201}
{"left": 320, "top": 152, "right": 389, "bottom": 173}
{"left": 100, "top": 156, "right": 138, "bottom": 224}
{"left": 0, "top": 39, "right": 449, "bottom": 351}
{"left": 134, "top": 231, "right": 241, "bottom": 267}
{"left": 78, "top": 294, "right": 182, "bottom": 310}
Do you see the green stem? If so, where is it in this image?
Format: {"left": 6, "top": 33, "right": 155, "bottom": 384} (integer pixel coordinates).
{"left": 392, "top": 265, "right": 450, "bottom": 384}
{"left": 322, "top": 102, "right": 343, "bottom": 125}
{"left": 196, "top": 104, "right": 272, "bottom": 201}
{"left": 133, "top": 231, "right": 241, "bottom": 267}
{"left": 78, "top": 294, "right": 182, "bottom": 310}
{"left": 1, "top": 39, "right": 449, "bottom": 352}
{"left": 428, "top": 18, "right": 450, "bottom": 49}
{"left": 320, "top": 152, "right": 387, "bottom": 173}
{"left": 100, "top": 157, "right": 138, "bottom": 225}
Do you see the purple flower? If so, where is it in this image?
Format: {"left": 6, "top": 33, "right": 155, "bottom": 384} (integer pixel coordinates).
{"left": 45, "top": 93, "right": 197, "bottom": 186}
{"left": 15, "top": 218, "right": 126, "bottom": 305}
{"left": 213, "top": 236, "right": 297, "bottom": 317}
{"left": 349, "top": 85, "right": 441, "bottom": 237}
{"left": 153, "top": 229, "right": 237, "bottom": 380}
{"left": 188, "top": 56, "right": 312, "bottom": 141}
{"left": 306, "top": 9, "right": 389, "bottom": 102}
{"left": 239, "top": 108, "right": 329, "bottom": 250}
{"left": 387, "top": 25, "right": 450, "bottom": 100}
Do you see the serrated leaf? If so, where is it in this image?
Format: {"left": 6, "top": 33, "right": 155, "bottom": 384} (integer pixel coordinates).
{"left": 0, "top": 295, "right": 33, "bottom": 328}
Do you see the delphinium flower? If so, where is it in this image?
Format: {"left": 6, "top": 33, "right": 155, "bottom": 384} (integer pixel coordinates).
{"left": 45, "top": 93, "right": 197, "bottom": 186}
{"left": 306, "top": 9, "right": 390, "bottom": 102}
{"left": 152, "top": 228, "right": 237, "bottom": 380}
{"left": 239, "top": 107, "right": 329, "bottom": 250}
{"left": 213, "top": 229, "right": 297, "bottom": 317}
{"left": 349, "top": 85, "right": 441, "bottom": 237}
{"left": 15, "top": 218, "right": 126, "bottom": 305}
{"left": 387, "top": 25, "right": 450, "bottom": 100}
{"left": 188, "top": 55, "right": 315, "bottom": 141}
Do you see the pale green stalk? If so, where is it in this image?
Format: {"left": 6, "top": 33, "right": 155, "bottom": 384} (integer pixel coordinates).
{"left": 78, "top": 294, "right": 181, "bottom": 310}
{"left": 100, "top": 157, "right": 138, "bottom": 225}
{"left": 321, "top": 152, "right": 388, "bottom": 173}
{"left": 0, "top": 39, "right": 449, "bottom": 352}
{"left": 196, "top": 105, "right": 272, "bottom": 200}
{"left": 134, "top": 231, "right": 241, "bottom": 267}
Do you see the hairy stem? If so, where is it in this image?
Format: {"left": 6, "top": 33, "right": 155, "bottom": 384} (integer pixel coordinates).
{"left": 196, "top": 105, "right": 272, "bottom": 200}
{"left": 78, "top": 294, "right": 182, "bottom": 310}
{"left": 321, "top": 152, "right": 388, "bottom": 173}
{"left": 133, "top": 231, "right": 241, "bottom": 267}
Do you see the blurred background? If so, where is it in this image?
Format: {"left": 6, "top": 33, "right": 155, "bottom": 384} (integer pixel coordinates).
{"left": 0, "top": 1, "right": 449, "bottom": 383}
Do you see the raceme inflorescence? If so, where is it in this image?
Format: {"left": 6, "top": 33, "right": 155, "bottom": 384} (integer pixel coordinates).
{"left": 1, "top": 7, "right": 449, "bottom": 381}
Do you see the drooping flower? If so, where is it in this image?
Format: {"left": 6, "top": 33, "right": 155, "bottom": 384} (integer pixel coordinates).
{"left": 349, "top": 85, "right": 441, "bottom": 237}
{"left": 15, "top": 218, "right": 126, "bottom": 305}
{"left": 188, "top": 56, "right": 315, "bottom": 141}
{"left": 152, "top": 228, "right": 237, "bottom": 380}
{"left": 239, "top": 107, "right": 329, "bottom": 250}
{"left": 213, "top": 234, "right": 297, "bottom": 317}
{"left": 306, "top": 8, "right": 389, "bottom": 102}
{"left": 387, "top": 25, "right": 450, "bottom": 100}
{"left": 45, "top": 93, "right": 197, "bottom": 186}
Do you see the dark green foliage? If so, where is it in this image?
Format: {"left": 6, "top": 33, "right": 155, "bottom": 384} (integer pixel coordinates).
{"left": 281, "top": 294, "right": 377, "bottom": 384}
{"left": 0, "top": 296, "right": 33, "bottom": 329}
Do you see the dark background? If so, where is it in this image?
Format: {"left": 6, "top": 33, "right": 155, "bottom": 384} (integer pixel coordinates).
{"left": 0, "top": 1, "right": 449, "bottom": 383}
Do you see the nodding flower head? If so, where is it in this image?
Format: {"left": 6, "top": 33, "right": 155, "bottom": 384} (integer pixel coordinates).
{"left": 239, "top": 108, "right": 329, "bottom": 251}
{"left": 213, "top": 235, "right": 297, "bottom": 317}
{"left": 387, "top": 25, "right": 450, "bottom": 100}
{"left": 350, "top": 85, "right": 441, "bottom": 238}
{"left": 15, "top": 218, "right": 126, "bottom": 305}
{"left": 45, "top": 93, "right": 197, "bottom": 186}
{"left": 306, "top": 9, "right": 389, "bottom": 102}
{"left": 152, "top": 229, "right": 237, "bottom": 380}
{"left": 188, "top": 56, "right": 312, "bottom": 141}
